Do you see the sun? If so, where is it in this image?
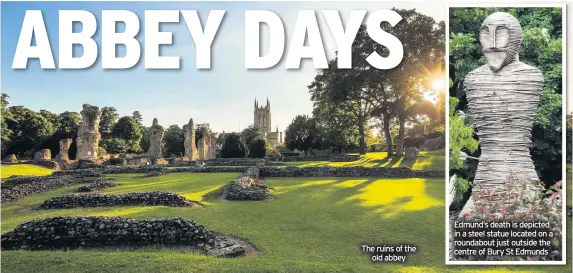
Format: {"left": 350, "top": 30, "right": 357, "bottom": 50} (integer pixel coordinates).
{"left": 431, "top": 78, "right": 444, "bottom": 91}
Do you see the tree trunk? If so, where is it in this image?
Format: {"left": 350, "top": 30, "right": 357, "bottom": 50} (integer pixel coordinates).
{"left": 396, "top": 118, "right": 406, "bottom": 157}
{"left": 383, "top": 113, "right": 393, "bottom": 156}
{"left": 358, "top": 116, "right": 366, "bottom": 155}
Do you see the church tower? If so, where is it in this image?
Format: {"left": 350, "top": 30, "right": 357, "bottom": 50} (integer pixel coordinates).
{"left": 254, "top": 98, "right": 271, "bottom": 133}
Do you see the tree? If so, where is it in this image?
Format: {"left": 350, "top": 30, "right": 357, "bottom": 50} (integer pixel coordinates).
{"left": 216, "top": 132, "right": 226, "bottom": 146}
{"left": 39, "top": 110, "right": 57, "bottom": 126}
{"left": 221, "top": 133, "right": 247, "bottom": 158}
{"left": 9, "top": 113, "right": 55, "bottom": 156}
{"left": 241, "top": 124, "right": 264, "bottom": 149}
{"left": 249, "top": 138, "right": 267, "bottom": 158}
{"left": 284, "top": 115, "right": 320, "bottom": 155}
{"left": 56, "top": 111, "right": 81, "bottom": 134}
{"left": 99, "top": 106, "right": 119, "bottom": 137}
{"left": 195, "top": 123, "right": 212, "bottom": 144}
{"left": 100, "top": 137, "right": 130, "bottom": 154}
{"left": 1, "top": 94, "right": 14, "bottom": 154}
{"left": 112, "top": 116, "right": 143, "bottom": 153}
{"left": 163, "top": 125, "right": 184, "bottom": 156}
{"left": 132, "top": 111, "right": 143, "bottom": 126}
{"left": 139, "top": 126, "right": 151, "bottom": 152}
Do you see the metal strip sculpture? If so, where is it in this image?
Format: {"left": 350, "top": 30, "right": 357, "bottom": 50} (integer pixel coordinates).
{"left": 461, "top": 12, "right": 544, "bottom": 211}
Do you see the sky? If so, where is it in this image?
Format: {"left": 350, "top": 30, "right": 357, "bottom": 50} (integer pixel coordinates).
{"left": 0, "top": 1, "right": 446, "bottom": 134}
{"left": 1, "top": 1, "right": 570, "bottom": 135}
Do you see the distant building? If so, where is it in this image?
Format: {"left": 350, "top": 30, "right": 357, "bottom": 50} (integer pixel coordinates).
{"left": 254, "top": 98, "right": 282, "bottom": 147}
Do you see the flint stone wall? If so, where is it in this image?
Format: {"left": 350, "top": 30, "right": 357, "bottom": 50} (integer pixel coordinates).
{"left": 76, "top": 104, "right": 102, "bottom": 161}
{"left": 281, "top": 155, "right": 360, "bottom": 162}
{"left": 168, "top": 158, "right": 274, "bottom": 167}
{"left": 77, "top": 181, "right": 118, "bottom": 192}
{"left": 224, "top": 167, "right": 270, "bottom": 201}
{"left": 40, "top": 192, "right": 199, "bottom": 209}
{"left": 88, "top": 165, "right": 444, "bottom": 178}
{"left": 0, "top": 216, "right": 245, "bottom": 257}
{"left": 1, "top": 171, "right": 106, "bottom": 202}
{"left": 32, "top": 160, "right": 60, "bottom": 170}
{"left": 259, "top": 166, "right": 444, "bottom": 178}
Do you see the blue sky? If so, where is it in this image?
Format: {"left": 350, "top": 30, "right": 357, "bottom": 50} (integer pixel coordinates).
{"left": 0, "top": 1, "right": 447, "bottom": 133}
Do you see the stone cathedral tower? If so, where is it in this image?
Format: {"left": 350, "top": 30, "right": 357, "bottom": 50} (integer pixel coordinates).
{"left": 254, "top": 98, "right": 272, "bottom": 133}
{"left": 254, "top": 98, "right": 282, "bottom": 147}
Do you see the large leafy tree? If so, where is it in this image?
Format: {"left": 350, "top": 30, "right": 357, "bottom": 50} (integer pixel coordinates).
{"left": 56, "top": 111, "right": 80, "bottom": 134}
{"left": 1, "top": 94, "right": 14, "bottom": 155}
{"left": 241, "top": 124, "right": 264, "bottom": 149}
{"left": 284, "top": 115, "right": 321, "bottom": 155}
{"left": 449, "top": 7, "right": 563, "bottom": 184}
{"left": 99, "top": 106, "right": 119, "bottom": 137}
{"left": 221, "top": 133, "right": 247, "bottom": 158}
{"left": 163, "top": 125, "right": 184, "bottom": 156}
{"left": 309, "top": 9, "right": 444, "bottom": 155}
{"left": 111, "top": 116, "right": 143, "bottom": 153}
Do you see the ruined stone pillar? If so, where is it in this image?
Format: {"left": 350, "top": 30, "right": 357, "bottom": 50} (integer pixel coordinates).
{"left": 183, "top": 118, "right": 198, "bottom": 161}
{"left": 198, "top": 137, "right": 208, "bottom": 160}
{"left": 55, "top": 138, "right": 72, "bottom": 163}
{"left": 209, "top": 132, "right": 217, "bottom": 159}
{"left": 461, "top": 12, "right": 543, "bottom": 213}
{"left": 76, "top": 104, "right": 102, "bottom": 161}
{"left": 147, "top": 118, "right": 165, "bottom": 159}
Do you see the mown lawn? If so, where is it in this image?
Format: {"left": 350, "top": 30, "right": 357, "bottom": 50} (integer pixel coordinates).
{"left": 1, "top": 172, "right": 570, "bottom": 272}
{"left": 0, "top": 164, "right": 53, "bottom": 179}
{"left": 284, "top": 149, "right": 445, "bottom": 171}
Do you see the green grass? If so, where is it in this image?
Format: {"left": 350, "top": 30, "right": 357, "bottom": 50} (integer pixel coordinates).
{"left": 284, "top": 149, "right": 445, "bottom": 171}
{"left": 1, "top": 171, "right": 570, "bottom": 272}
{"left": 1, "top": 164, "right": 53, "bottom": 179}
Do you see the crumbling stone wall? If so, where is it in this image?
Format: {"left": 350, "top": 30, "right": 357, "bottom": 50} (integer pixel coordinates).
{"left": 183, "top": 119, "right": 199, "bottom": 161}
{"left": 77, "top": 181, "right": 118, "bottom": 192}
{"left": 1, "top": 171, "right": 106, "bottom": 202}
{"left": 40, "top": 192, "right": 199, "bottom": 209}
{"left": 147, "top": 118, "right": 164, "bottom": 159}
{"left": 0, "top": 216, "right": 246, "bottom": 257}
{"left": 76, "top": 104, "right": 102, "bottom": 161}
{"left": 224, "top": 168, "right": 270, "bottom": 201}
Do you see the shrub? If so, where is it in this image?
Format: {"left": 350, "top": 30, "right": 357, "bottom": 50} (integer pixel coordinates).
{"left": 249, "top": 138, "right": 267, "bottom": 158}
{"left": 221, "top": 133, "right": 247, "bottom": 158}
{"left": 265, "top": 144, "right": 281, "bottom": 161}
{"left": 460, "top": 172, "right": 562, "bottom": 261}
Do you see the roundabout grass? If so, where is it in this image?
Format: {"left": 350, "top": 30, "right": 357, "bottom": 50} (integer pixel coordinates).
{"left": 1, "top": 171, "right": 570, "bottom": 272}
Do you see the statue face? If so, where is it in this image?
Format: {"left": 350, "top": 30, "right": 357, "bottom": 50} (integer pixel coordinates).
{"left": 479, "top": 12, "right": 522, "bottom": 72}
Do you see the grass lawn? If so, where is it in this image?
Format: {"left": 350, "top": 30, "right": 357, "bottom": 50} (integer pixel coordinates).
{"left": 0, "top": 164, "right": 53, "bottom": 179}
{"left": 1, "top": 171, "right": 570, "bottom": 272}
{"left": 284, "top": 149, "right": 445, "bottom": 171}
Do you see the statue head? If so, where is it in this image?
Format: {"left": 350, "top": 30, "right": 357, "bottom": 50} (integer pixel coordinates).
{"left": 479, "top": 12, "right": 522, "bottom": 72}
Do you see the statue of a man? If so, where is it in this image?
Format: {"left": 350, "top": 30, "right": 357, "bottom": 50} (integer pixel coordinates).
{"left": 462, "top": 12, "right": 544, "bottom": 209}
